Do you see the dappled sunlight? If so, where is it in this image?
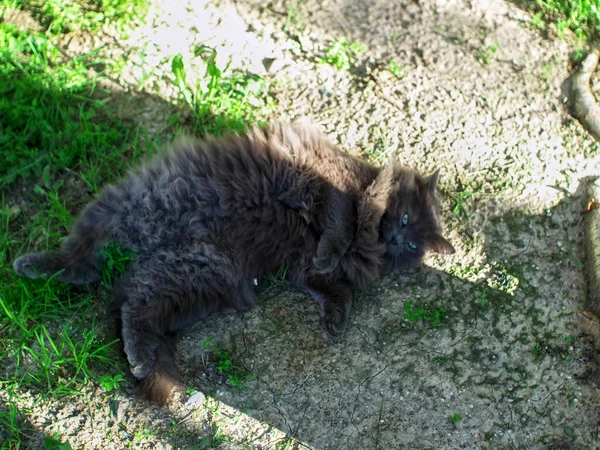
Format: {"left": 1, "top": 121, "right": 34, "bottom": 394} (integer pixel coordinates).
{"left": 111, "top": 1, "right": 298, "bottom": 105}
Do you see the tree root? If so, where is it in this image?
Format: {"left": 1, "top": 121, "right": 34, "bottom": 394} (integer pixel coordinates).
{"left": 570, "top": 51, "right": 600, "bottom": 142}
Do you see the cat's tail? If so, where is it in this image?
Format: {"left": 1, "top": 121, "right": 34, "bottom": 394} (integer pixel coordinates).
{"left": 138, "top": 339, "right": 182, "bottom": 404}
{"left": 13, "top": 194, "right": 120, "bottom": 284}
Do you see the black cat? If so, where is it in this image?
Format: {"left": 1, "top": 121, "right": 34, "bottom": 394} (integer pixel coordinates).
{"left": 14, "top": 123, "right": 454, "bottom": 402}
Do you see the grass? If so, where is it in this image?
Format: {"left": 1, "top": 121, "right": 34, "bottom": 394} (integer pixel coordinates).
{"left": 453, "top": 190, "right": 477, "bottom": 217}
{"left": 0, "top": 399, "right": 28, "bottom": 449}
{"left": 16, "top": 0, "right": 149, "bottom": 34}
{"left": 318, "top": 37, "right": 366, "bottom": 71}
{"left": 514, "top": 0, "right": 600, "bottom": 40}
{"left": 171, "top": 49, "right": 273, "bottom": 136}
{"left": 0, "top": 1, "right": 275, "bottom": 447}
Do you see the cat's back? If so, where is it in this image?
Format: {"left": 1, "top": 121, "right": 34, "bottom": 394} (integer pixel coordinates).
{"left": 102, "top": 125, "right": 323, "bottom": 252}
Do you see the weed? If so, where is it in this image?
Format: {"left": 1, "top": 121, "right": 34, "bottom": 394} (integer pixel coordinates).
{"left": 133, "top": 426, "right": 156, "bottom": 442}
{"left": 477, "top": 42, "right": 500, "bottom": 64}
{"left": 214, "top": 350, "right": 254, "bottom": 389}
{"left": 479, "top": 289, "right": 487, "bottom": 307}
{"left": 448, "top": 412, "right": 463, "bottom": 424}
{"left": 387, "top": 60, "right": 403, "bottom": 78}
{"left": 318, "top": 37, "right": 366, "bottom": 70}
{"left": 453, "top": 190, "right": 477, "bottom": 217}
{"left": 98, "top": 373, "right": 124, "bottom": 392}
{"left": 572, "top": 49, "right": 585, "bottom": 64}
{"left": 170, "top": 51, "right": 272, "bottom": 136}
{"left": 531, "top": 342, "right": 543, "bottom": 361}
{"left": 200, "top": 335, "right": 215, "bottom": 349}
{"left": 403, "top": 300, "right": 447, "bottom": 326}
{"left": 530, "top": 11, "right": 546, "bottom": 30}
{"left": 487, "top": 266, "right": 519, "bottom": 295}
{"left": 202, "top": 427, "right": 230, "bottom": 447}
{"left": 561, "top": 335, "right": 576, "bottom": 345}
{"left": 540, "top": 64, "right": 552, "bottom": 81}
{"left": 390, "top": 31, "right": 399, "bottom": 41}
{"left": 266, "top": 266, "right": 288, "bottom": 285}
{"left": 43, "top": 433, "right": 73, "bottom": 450}
{"left": 199, "top": 337, "right": 254, "bottom": 389}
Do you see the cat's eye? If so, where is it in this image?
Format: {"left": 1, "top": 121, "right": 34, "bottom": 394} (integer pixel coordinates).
{"left": 408, "top": 241, "right": 417, "bottom": 250}
{"left": 401, "top": 213, "right": 408, "bottom": 226}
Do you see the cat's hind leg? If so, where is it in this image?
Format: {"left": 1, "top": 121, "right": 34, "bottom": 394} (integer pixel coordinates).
{"left": 116, "top": 243, "right": 256, "bottom": 403}
{"left": 13, "top": 251, "right": 104, "bottom": 284}
{"left": 14, "top": 194, "right": 120, "bottom": 284}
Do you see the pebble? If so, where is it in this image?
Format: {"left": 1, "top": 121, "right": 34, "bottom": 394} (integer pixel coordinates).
{"left": 185, "top": 391, "right": 206, "bottom": 408}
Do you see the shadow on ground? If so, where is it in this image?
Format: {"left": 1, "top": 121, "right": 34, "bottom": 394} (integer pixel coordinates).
{"left": 167, "top": 181, "right": 598, "bottom": 449}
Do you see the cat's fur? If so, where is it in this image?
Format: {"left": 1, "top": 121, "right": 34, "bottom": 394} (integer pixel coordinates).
{"left": 13, "top": 123, "right": 455, "bottom": 403}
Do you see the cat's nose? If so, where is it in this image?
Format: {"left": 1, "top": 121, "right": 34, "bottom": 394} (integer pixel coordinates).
{"left": 390, "top": 233, "right": 403, "bottom": 246}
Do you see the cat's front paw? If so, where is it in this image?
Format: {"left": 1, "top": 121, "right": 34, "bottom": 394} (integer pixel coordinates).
{"left": 320, "top": 304, "right": 348, "bottom": 341}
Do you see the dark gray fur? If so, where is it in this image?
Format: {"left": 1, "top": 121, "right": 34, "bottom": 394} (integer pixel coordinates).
{"left": 13, "top": 123, "right": 454, "bottom": 403}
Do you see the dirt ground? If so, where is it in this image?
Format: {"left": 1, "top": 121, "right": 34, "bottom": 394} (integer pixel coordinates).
{"left": 5, "top": 0, "right": 600, "bottom": 448}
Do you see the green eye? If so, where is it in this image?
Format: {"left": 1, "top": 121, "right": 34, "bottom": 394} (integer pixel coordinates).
{"left": 402, "top": 213, "right": 408, "bottom": 226}
{"left": 408, "top": 242, "right": 417, "bottom": 250}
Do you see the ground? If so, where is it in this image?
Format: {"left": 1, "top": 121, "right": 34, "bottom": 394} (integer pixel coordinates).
{"left": 2, "top": 0, "right": 600, "bottom": 448}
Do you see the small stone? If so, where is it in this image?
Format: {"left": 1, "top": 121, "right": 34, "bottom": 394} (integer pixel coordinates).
{"left": 185, "top": 391, "right": 206, "bottom": 408}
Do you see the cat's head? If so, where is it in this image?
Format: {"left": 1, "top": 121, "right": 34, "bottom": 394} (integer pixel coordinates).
{"left": 376, "top": 164, "right": 455, "bottom": 271}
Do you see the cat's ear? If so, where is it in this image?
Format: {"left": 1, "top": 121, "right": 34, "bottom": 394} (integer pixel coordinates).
{"left": 427, "top": 169, "right": 440, "bottom": 196}
{"left": 428, "top": 233, "right": 455, "bottom": 254}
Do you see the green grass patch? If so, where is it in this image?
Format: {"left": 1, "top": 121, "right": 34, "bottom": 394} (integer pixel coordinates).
{"left": 0, "top": 205, "right": 122, "bottom": 394}
{"left": 15, "top": 0, "right": 149, "bottom": 34}
{"left": 403, "top": 300, "right": 447, "bottom": 326}
{"left": 515, "top": 0, "right": 600, "bottom": 40}
{"left": 0, "top": 2, "right": 275, "bottom": 446}
{"left": 0, "top": 21, "right": 152, "bottom": 188}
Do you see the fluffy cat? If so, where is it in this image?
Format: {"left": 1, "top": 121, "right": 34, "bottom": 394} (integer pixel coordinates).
{"left": 13, "top": 123, "right": 455, "bottom": 403}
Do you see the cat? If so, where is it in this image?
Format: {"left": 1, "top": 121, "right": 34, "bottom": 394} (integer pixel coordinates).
{"left": 13, "top": 123, "right": 455, "bottom": 403}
